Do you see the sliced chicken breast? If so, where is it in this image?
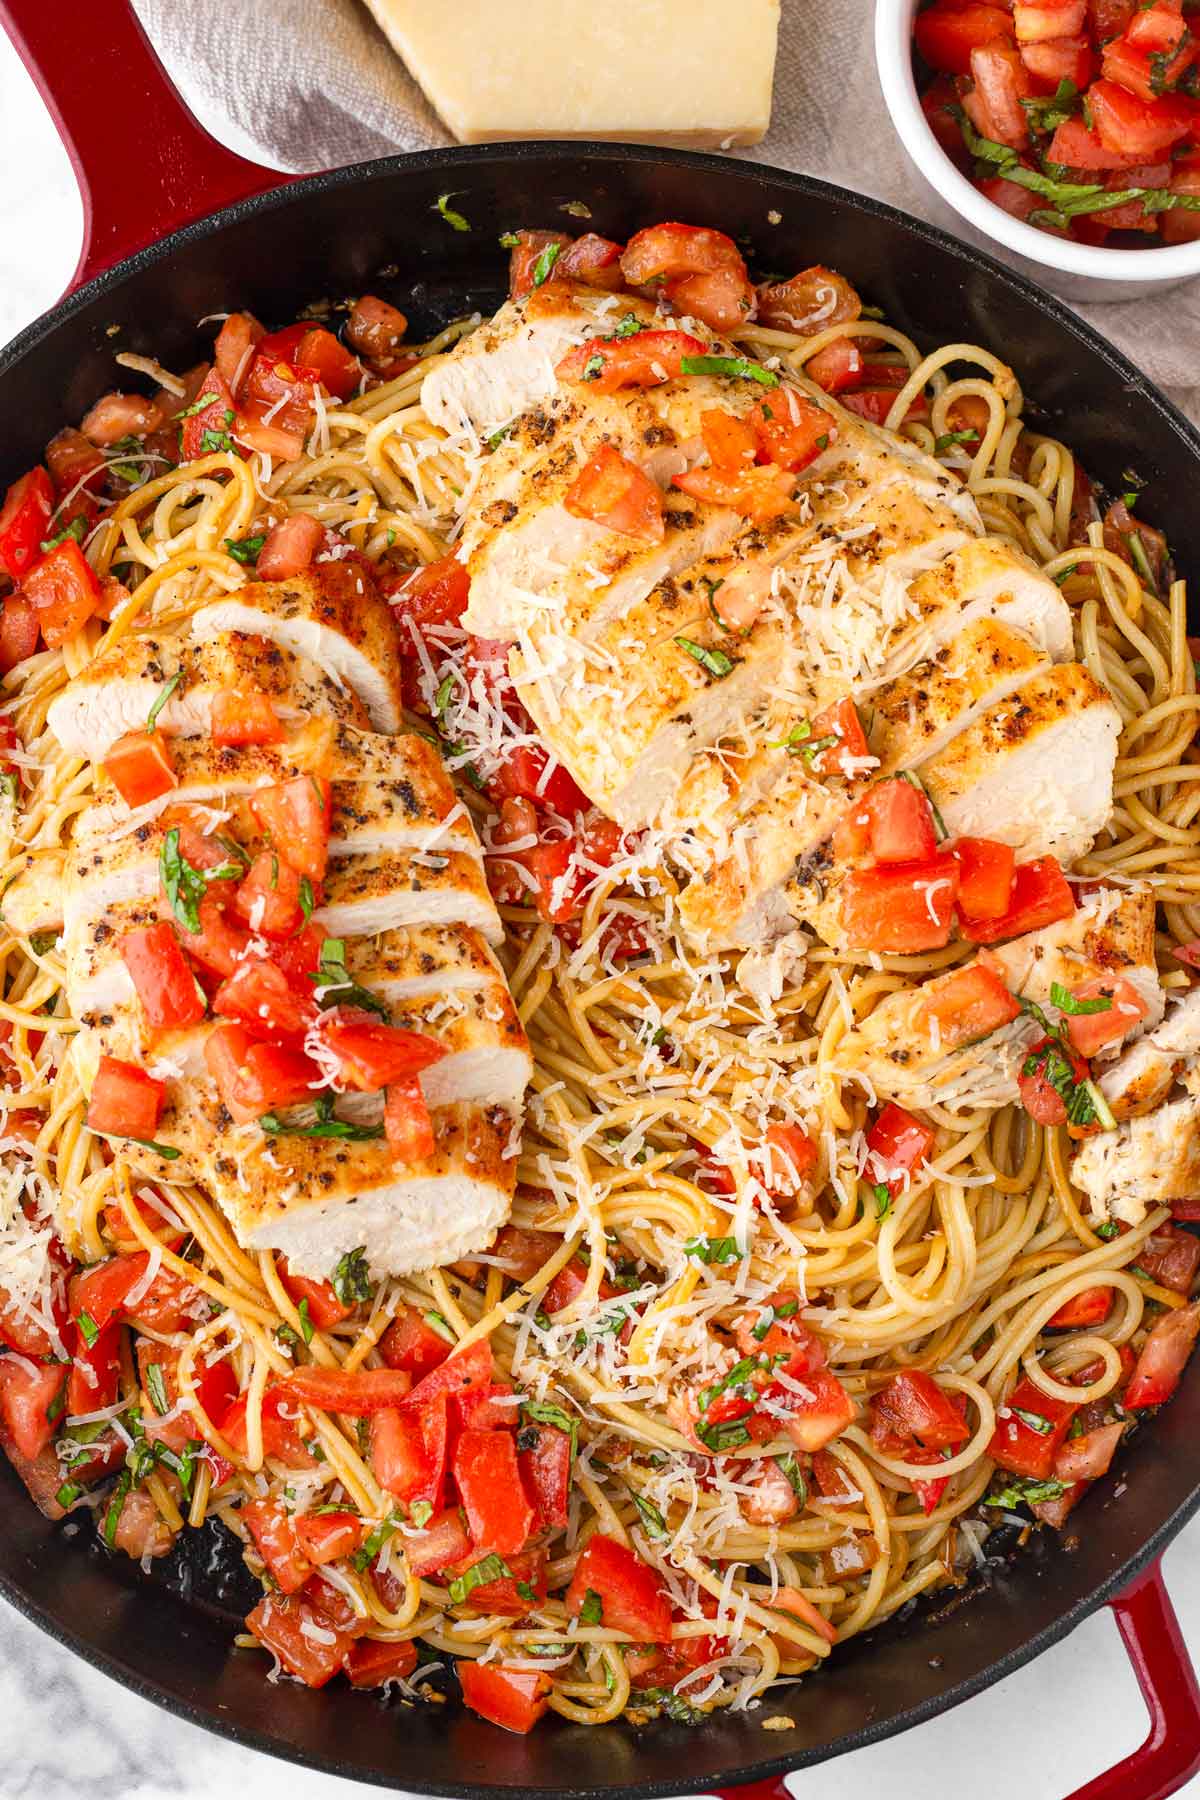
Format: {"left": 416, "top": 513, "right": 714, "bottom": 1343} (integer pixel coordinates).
{"left": 46, "top": 630, "right": 370, "bottom": 761}
{"left": 921, "top": 664, "right": 1121, "bottom": 866}
{"left": 1, "top": 853, "right": 65, "bottom": 937}
{"left": 1094, "top": 988, "right": 1200, "bottom": 1121}
{"left": 985, "top": 883, "right": 1163, "bottom": 1037}
{"left": 1072, "top": 1095, "right": 1200, "bottom": 1227}
{"left": 343, "top": 924, "right": 505, "bottom": 1002}
{"left": 191, "top": 564, "right": 402, "bottom": 733}
{"left": 316, "top": 850, "right": 502, "bottom": 944}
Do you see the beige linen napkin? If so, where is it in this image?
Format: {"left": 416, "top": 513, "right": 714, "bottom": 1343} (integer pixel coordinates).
{"left": 131, "top": 0, "right": 1200, "bottom": 422}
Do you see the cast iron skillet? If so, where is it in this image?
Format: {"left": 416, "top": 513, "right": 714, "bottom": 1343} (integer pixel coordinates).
{"left": 3, "top": 4, "right": 1200, "bottom": 1796}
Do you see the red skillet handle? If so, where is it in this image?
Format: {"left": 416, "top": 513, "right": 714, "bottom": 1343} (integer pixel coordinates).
{"left": 709, "top": 1559, "right": 1200, "bottom": 1800}
{"left": 0, "top": 0, "right": 292, "bottom": 292}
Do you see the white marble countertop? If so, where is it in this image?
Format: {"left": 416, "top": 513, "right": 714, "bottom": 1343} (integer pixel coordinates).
{"left": 3, "top": 26, "right": 1200, "bottom": 1800}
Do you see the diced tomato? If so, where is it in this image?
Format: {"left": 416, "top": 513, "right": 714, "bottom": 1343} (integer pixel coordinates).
{"left": 958, "top": 854, "right": 1074, "bottom": 943}
{"left": 916, "top": 961, "right": 1020, "bottom": 1050}
{"left": 281, "top": 1365, "right": 413, "bottom": 1416}
{"left": 204, "top": 1023, "right": 319, "bottom": 1123}
{"left": 839, "top": 385, "right": 929, "bottom": 426}
{"left": 557, "top": 233, "right": 625, "bottom": 289}
{"left": 867, "top": 778, "right": 939, "bottom": 864}
{"left": 138, "top": 1341, "right": 236, "bottom": 1450}
{"left": 803, "top": 696, "right": 869, "bottom": 778}
{"left": 867, "top": 1102, "right": 937, "bottom": 1196}
{"left": 21, "top": 538, "right": 102, "bottom": 648}
{"left": 806, "top": 336, "right": 866, "bottom": 395}
{"left": 1021, "top": 32, "right": 1094, "bottom": 87}
{"left": 1017, "top": 1035, "right": 1089, "bottom": 1127}
{"left": 563, "top": 443, "right": 665, "bottom": 542}
{"left": 455, "top": 1380, "right": 518, "bottom": 1432}
{"left": 453, "top": 1428, "right": 534, "bottom": 1555}
{"left": 210, "top": 687, "right": 282, "bottom": 748}
{"left": 101, "top": 731, "right": 177, "bottom": 808}
{"left": 220, "top": 1385, "right": 316, "bottom": 1470}
{"left": 1160, "top": 166, "right": 1200, "bottom": 243}
{"left": 506, "top": 229, "right": 572, "bottom": 297}
{"left": 486, "top": 740, "right": 590, "bottom": 815}
{"left": 315, "top": 1008, "right": 444, "bottom": 1093}
{"left": 85, "top": 1055, "right": 165, "bottom": 1141}
{"left": 1060, "top": 974, "right": 1149, "bottom": 1056}
{"left": 525, "top": 814, "right": 630, "bottom": 926}
{"left": 345, "top": 1636, "right": 418, "bottom": 1687}
{"left": 383, "top": 1072, "right": 433, "bottom": 1159}
{"left": 277, "top": 1260, "right": 349, "bottom": 1330}
{"left": 1102, "top": 32, "right": 1196, "bottom": 102}
{"left": 699, "top": 408, "right": 758, "bottom": 472}
{"left": 255, "top": 513, "right": 324, "bottom": 582}
{"left": 1126, "top": 1, "right": 1187, "bottom": 52}
{"left": 1014, "top": 1, "right": 1087, "bottom": 43}
{"left": 385, "top": 553, "right": 470, "bottom": 670}
{"left": 1089, "top": 78, "right": 1195, "bottom": 155}
{"left": 620, "top": 222, "right": 755, "bottom": 331}
{"left": 0, "top": 596, "right": 41, "bottom": 674}
{"left": 1048, "top": 1285, "right": 1113, "bottom": 1327}
{"left": 988, "top": 1375, "right": 1078, "bottom": 1477}
{"left": 1126, "top": 1302, "right": 1200, "bottom": 1408}
{"left": 840, "top": 856, "right": 960, "bottom": 953}
{"left": 965, "top": 42, "right": 1034, "bottom": 149}
{"left": 291, "top": 327, "right": 361, "bottom": 401}
{"left": 458, "top": 1662, "right": 551, "bottom": 1734}
{"left": 346, "top": 295, "right": 409, "bottom": 363}
{"left": 380, "top": 1305, "right": 452, "bottom": 1378}
{"left": 371, "top": 1397, "right": 448, "bottom": 1508}
{"left": 915, "top": 2, "right": 1017, "bottom": 74}
{"left": 241, "top": 351, "right": 318, "bottom": 438}
{"left": 872, "top": 1370, "right": 970, "bottom": 1450}
{"left": 232, "top": 852, "right": 307, "bottom": 939}
{"left": 1047, "top": 113, "right": 1147, "bottom": 167}
{"left": 215, "top": 955, "right": 316, "bottom": 1044}
{"left": 756, "top": 265, "right": 862, "bottom": 335}
{"left": 403, "top": 1505, "right": 472, "bottom": 1577}
{"left": 1137, "top": 1224, "right": 1200, "bottom": 1295}
{"left": 446, "top": 1543, "right": 544, "bottom": 1619}
{"left": 952, "top": 838, "right": 1015, "bottom": 920}
{"left": 71, "top": 1253, "right": 145, "bottom": 1334}
{"left": 753, "top": 391, "right": 836, "bottom": 473}
{"left": 0, "top": 1358, "right": 64, "bottom": 1459}
{"left": 242, "top": 1498, "right": 314, "bottom": 1593}
{"left": 0, "top": 1265, "right": 65, "bottom": 1359}
{"left": 565, "top": 1533, "right": 672, "bottom": 1643}
{"left": 213, "top": 312, "right": 264, "bottom": 390}
{"left": 0, "top": 468, "right": 54, "bottom": 582}
{"left": 518, "top": 1422, "right": 572, "bottom": 1531}
{"left": 268, "top": 921, "right": 327, "bottom": 990}
{"left": 781, "top": 1367, "right": 858, "bottom": 1452}
{"left": 763, "top": 1121, "right": 819, "bottom": 1195}
{"left": 293, "top": 1504, "right": 363, "bottom": 1562}
{"left": 555, "top": 329, "right": 707, "bottom": 394}
{"left": 1055, "top": 1420, "right": 1125, "bottom": 1485}
{"left": 673, "top": 460, "right": 797, "bottom": 524}
{"left": 400, "top": 1337, "right": 492, "bottom": 1413}
{"left": 249, "top": 775, "right": 331, "bottom": 881}
{"left": 178, "top": 372, "right": 239, "bottom": 461}
{"left": 246, "top": 1594, "right": 352, "bottom": 1687}
{"left": 1090, "top": 0, "right": 1137, "bottom": 40}
{"left": 119, "top": 922, "right": 205, "bottom": 1031}
{"left": 173, "top": 896, "right": 250, "bottom": 980}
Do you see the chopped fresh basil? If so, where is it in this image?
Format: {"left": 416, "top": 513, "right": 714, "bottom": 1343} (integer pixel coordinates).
{"left": 40, "top": 515, "right": 87, "bottom": 553}
{"left": 330, "top": 1245, "right": 375, "bottom": 1308}
{"left": 751, "top": 1298, "right": 798, "bottom": 1343}
{"left": 145, "top": 670, "right": 182, "bottom": 733}
{"left": 0, "top": 772, "right": 17, "bottom": 808}
{"left": 434, "top": 674, "right": 454, "bottom": 719}
{"left": 583, "top": 350, "right": 606, "bottom": 381}
{"left": 423, "top": 1309, "right": 456, "bottom": 1344}
{"left": 297, "top": 876, "right": 315, "bottom": 924}
{"left": 107, "top": 437, "right": 148, "bottom": 484}
{"left": 498, "top": 231, "right": 521, "bottom": 248}
{"left": 434, "top": 192, "right": 471, "bottom": 232}
{"left": 144, "top": 1361, "right": 170, "bottom": 1416}
{"left": 679, "top": 353, "right": 780, "bottom": 388}
{"left": 696, "top": 1415, "right": 752, "bottom": 1454}
{"left": 102, "top": 1468, "right": 133, "bottom": 1546}
{"left": 1050, "top": 981, "right": 1112, "bottom": 1017}
{"left": 629, "top": 1686, "right": 706, "bottom": 1726}
{"left": 309, "top": 937, "right": 390, "bottom": 1021}
{"left": 224, "top": 533, "right": 266, "bottom": 565}
{"left": 55, "top": 1480, "right": 84, "bottom": 1509}
{"left": 198, "top": 428, "right": 236, "bottom": 455}
{"left": 1127, "top": 529, "right": 1159, "bottom": 595}
{"left": 985, "top": 1475, "right": 1065, "bottom": 1509}
{"left": 1019, "top": 78, "right": 1080, "bottom": 132}
{"left": 448, "top": 1552, "right": 511, "bottom": 1603}
{"left": 777, "top": 1451, "right": 807, "bottom": 1504}
{"left": 485, "top": 425, "right": 511, "bottom": 452}
{"left": 521, "top": 1398, "right": 577, "bottom": 1456}
{"left": 76, "top": 1309, "right": 99, "bottom": 1350}
{"left": 352, "top": 1510, "right": 402, "bottom": 1570}
{"left": 28, "top": 930, "right": 60, "bottom": 956}
{"left": 933, "top": 430, "right": 980, "bottom": 454}
{"left": 674, "top": 635, "right": 733, "bottom": 679}
{"left": 159, "top": 828, "right": 242, "bottom": 935}
{"left": 516, "top": 1580, "right": 538, "bottom": 1604}
{"left": 125, "top": 1137, "right": 182, "bottom": 1160}
{"left": 579, "top": 1587, "right": 604, "bottom": 1626}
{"left": 896, "top": 768, "right": 948, "bottom": 841}
{"left": 177, "top": 390, "right": 220, "bottom": 420}
{"left": 1011, "top": 1405, "right": 1053, "bottom": 1435}
{"left": 630, "top": 1491, "right": 668, "bottom": 1539}
{"left": 532, "top": 242, "right": 561, "bottom": 286}
{"left": 874, "top": 1182, "right": 892, "bottom": 1221}
{"left": 683, "top": 1235, "right": 742, "bottom": 1266}
{"left": 1096, "top": 1220, "right": 1121, "bottom": 1241}
{"left": 959, "top": 110, "right": 1200, "bottom": 227}
{"left": 296, "top": 1298, "right": 313, "bottom": 1345}
{"left": 410, "top": 1499, "right": 433, "bottom": 1527}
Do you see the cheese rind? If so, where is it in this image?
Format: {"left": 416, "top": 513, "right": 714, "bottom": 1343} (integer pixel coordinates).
{"left": 363, "top": 0, "right": 780, "bottom": 146}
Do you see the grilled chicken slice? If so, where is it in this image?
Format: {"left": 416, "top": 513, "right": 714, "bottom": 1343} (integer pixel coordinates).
{"left": 171, "top": 1087, "right": 517, "bottom": 1279}
{"left": 46, "top": 630, "right": 370, "bottom": 761}
{"left": 1072, "top": 1095, "right": 1200, "bottom": 1227}
{"left": 190, "top": 564, "right": 403, "bottom": 733}
{"left": 1093, "top": 990, "right": 1200, "bottom": 1121}
{"left": 835, "top": 888, "right": 1160, "bottom": 1113}
{"left": 343, "top": 924, "right": 506, "bottom": 1001}
{"left": 921, "top": 664, "right": 1121, "bottom": 866}
{"left": 0, "top": 852, "right": 65, "bottom": 937}
{"left": 316, "top": 850, "right": 501, "bottom": 943}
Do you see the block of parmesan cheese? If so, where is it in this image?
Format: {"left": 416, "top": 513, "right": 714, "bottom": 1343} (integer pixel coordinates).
{"left": 363, "top": 0, "right": 780, "bottom": 146}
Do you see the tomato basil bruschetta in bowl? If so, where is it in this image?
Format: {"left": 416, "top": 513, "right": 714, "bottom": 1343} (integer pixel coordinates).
{"left": 875, "top": 0, "right": 1200, "bottom": 300}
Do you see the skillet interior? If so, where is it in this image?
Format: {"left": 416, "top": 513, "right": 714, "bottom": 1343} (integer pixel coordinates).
{"left": 1, "top": 143, "right": 1199, "bottom": 1795}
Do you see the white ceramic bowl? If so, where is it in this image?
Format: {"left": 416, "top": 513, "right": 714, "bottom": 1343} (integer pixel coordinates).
{"left": 874, "top": 0, "right": 1200, "bottom": 303}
